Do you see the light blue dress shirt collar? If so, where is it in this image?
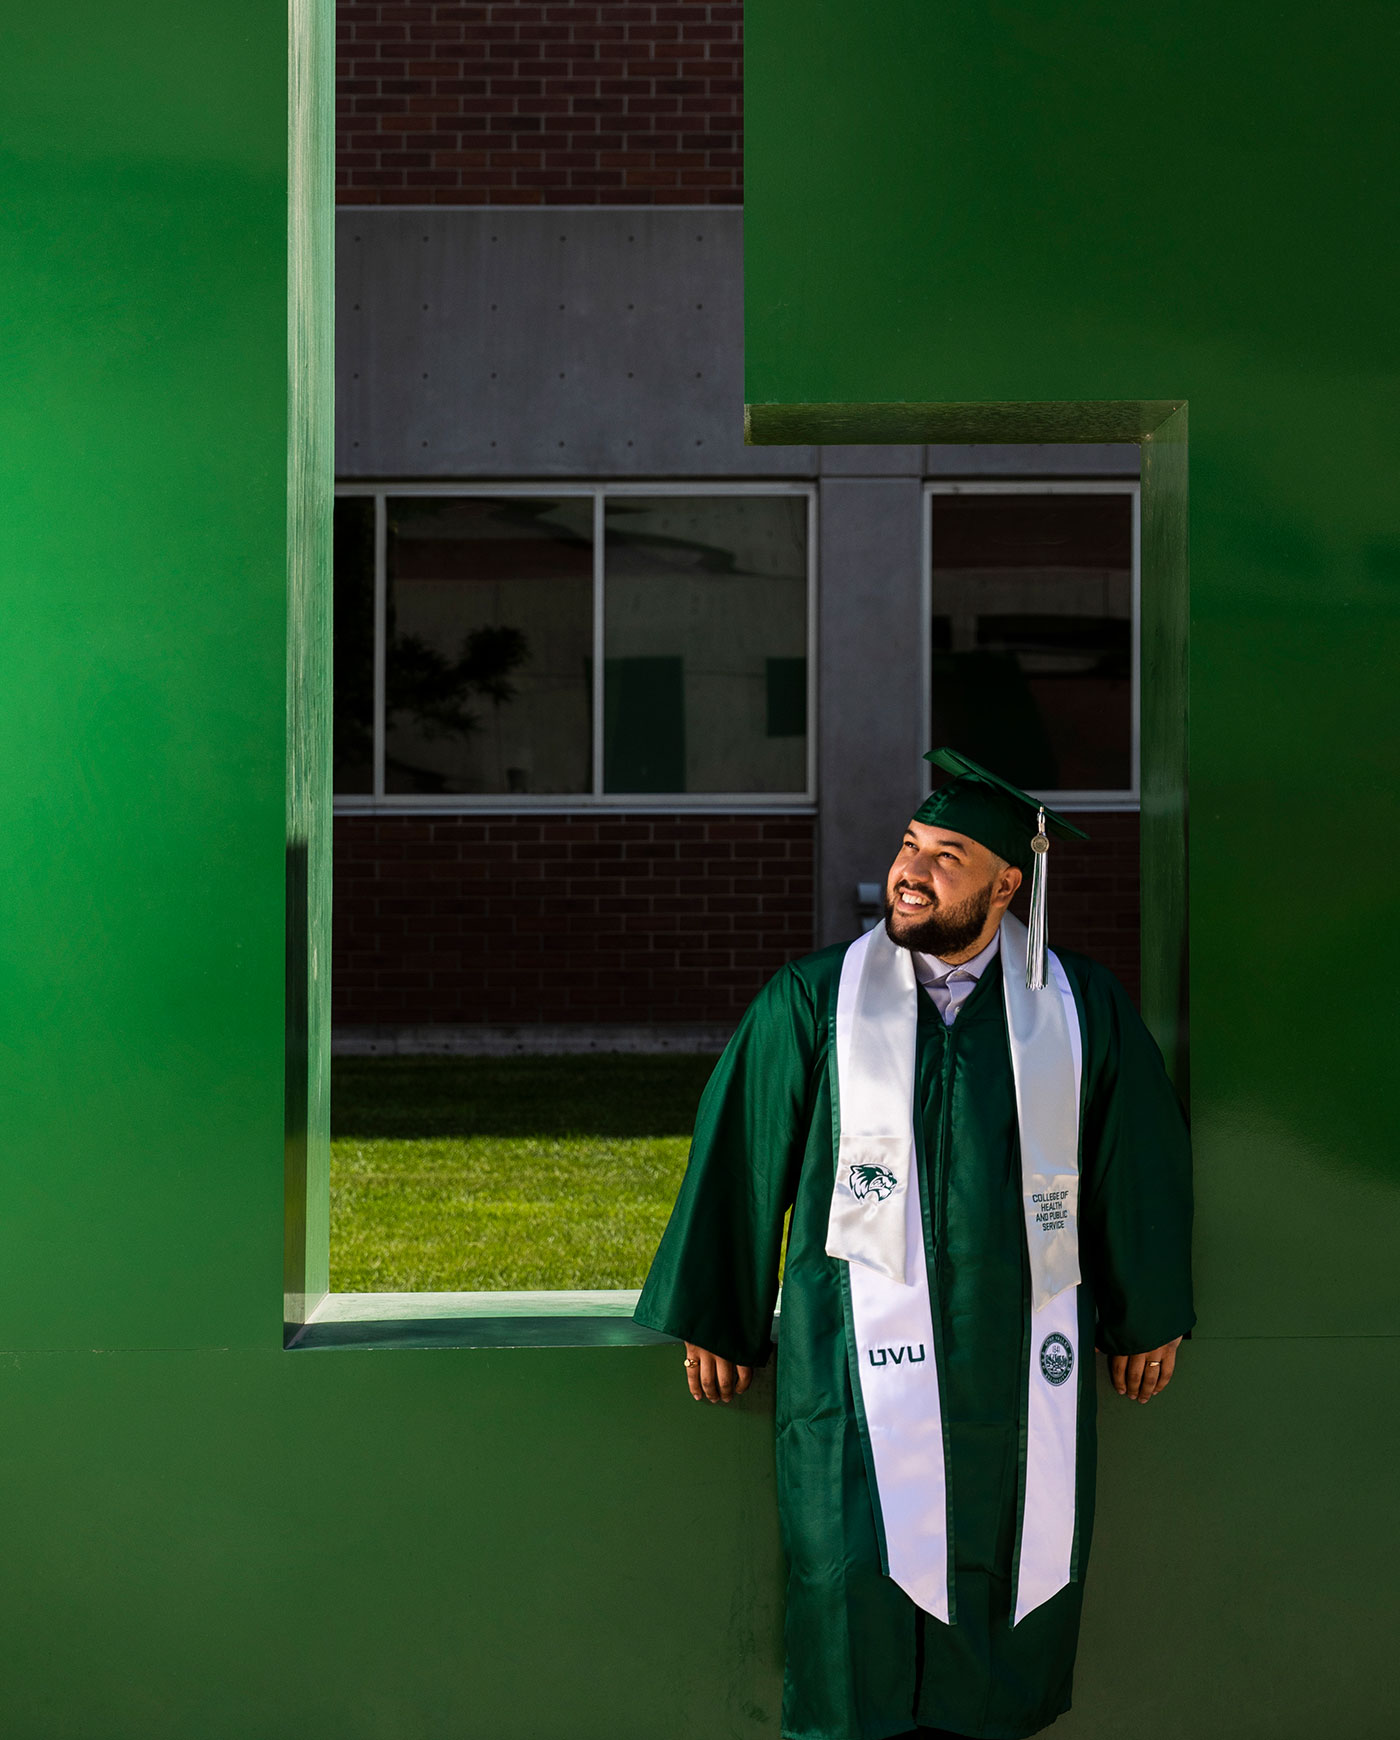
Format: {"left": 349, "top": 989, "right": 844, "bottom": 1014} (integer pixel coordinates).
{"left": 913, "top": 930, "right": 1001, "bottom": 1025}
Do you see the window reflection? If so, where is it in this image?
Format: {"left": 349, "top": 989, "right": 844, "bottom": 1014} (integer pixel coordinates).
{"left": 930, "top": 492, "right": 1134, "bottom": 794}
{"left": 603, "top": 496, "right": 808, "bottom": 794}
{"left": 384, "top": 496, "right": 593, "bottom": 795}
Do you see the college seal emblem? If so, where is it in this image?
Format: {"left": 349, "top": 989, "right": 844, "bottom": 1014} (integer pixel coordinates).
{"left": 1039, "top": 1331, "right": 1074, "bottom": 1387}
{"left": 848, "top": 1162, "right": 897, "bottom": 1203}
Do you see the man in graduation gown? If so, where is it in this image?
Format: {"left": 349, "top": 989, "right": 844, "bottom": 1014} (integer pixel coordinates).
{"left": 635, "top": 749, "right": 1195, "bottom": 1740}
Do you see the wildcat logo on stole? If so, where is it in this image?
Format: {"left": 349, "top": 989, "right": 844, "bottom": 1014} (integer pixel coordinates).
{"left": 848, "top": 1162, "right": 897, "bottom": 1202}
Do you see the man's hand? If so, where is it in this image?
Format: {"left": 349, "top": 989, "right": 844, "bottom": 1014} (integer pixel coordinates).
{"left": 683, "top": 1342, "right": 753, "bottom": 1404}
{"left": 1109, "top": 1336, "right": 1183, "bottom": 1404}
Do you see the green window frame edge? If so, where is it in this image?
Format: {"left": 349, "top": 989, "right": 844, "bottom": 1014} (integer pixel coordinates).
{"left": 285, "top": 1290, "right": 781, "bottom": 1352}
{"left": 284, "top": 0, "right": 334, "bottom": 1344}
{"left": 748, "top": 398, "right": 1189, "bottom": 1093}
{"left": 287, "top": 1290, "right": 671, "bottom": 1351}
{"left": 274, "top": 0, "right": 702, "bottom": 1353}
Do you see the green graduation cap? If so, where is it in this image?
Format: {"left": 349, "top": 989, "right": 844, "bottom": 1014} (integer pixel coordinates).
{"left": 916, "top": 747, "right": 1089, "bottom": 989}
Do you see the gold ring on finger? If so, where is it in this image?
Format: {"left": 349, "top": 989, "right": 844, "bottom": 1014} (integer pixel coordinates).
{"left": 683, "top": 1357, "right": 700, "bottom": 1368}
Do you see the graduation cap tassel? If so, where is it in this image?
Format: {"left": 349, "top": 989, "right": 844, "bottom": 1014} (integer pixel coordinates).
{"left": 1026, "top": 807, "right": 1050, "bottom": 990}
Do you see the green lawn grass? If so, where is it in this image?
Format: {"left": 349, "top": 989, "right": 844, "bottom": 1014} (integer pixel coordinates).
{"left": 330, "top": 1054, "right": 719, "bottom": 1292}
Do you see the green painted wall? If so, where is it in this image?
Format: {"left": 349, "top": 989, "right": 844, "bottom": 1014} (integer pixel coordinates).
{"left": 745, "top": 3, "right": 1399, "bottom": 1733}
{"left": 0, "top": 1349, "right": 785, "bottom": 1738}
{"left": 0, "top": 6, "right": 782, "bottom": 1736}
{"left": 1, "top": 1, "right": 292, "bottom": 1356}
{"left": 4, "top": 3, "right": 1395, "bottom": 1736}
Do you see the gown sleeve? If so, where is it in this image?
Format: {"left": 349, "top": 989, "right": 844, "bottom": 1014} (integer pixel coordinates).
{"left": 1077, "top": 965, "right": 1197, "bottom": 1357}
{"left": 633, "top": 961, "right": 820, "bottom": 1367}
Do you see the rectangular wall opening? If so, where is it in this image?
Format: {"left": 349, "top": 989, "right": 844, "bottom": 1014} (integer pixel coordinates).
{"left": 291, "top": 408, "right": 1186, "bottom": 1350}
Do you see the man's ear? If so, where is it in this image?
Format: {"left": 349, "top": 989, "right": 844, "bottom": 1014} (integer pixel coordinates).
{"left": 998, "top": 864, "right": 1023, "bottom": 906}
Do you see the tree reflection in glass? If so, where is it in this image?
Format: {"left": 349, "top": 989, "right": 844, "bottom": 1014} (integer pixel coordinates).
{"left": 385, "top": 496, "right": 593, "bottom": 795}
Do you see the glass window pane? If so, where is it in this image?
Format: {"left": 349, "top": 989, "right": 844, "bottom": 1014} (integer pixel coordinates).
{"left": 603, "top": 496, "right": 808, "bottom": 794}
{"left": 930, "top": 492, "right": 1134, "bottom": 792}
{"left": 333, "top": 496, "right": 375, "bottom": 795}
{"left": 384, "top": 496, "right": 593, "bottom": 796}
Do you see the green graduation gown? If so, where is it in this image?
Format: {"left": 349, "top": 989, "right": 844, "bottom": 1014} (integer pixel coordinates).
{"left": 635, "top": 941, "right": 1194, "bottom": 1740}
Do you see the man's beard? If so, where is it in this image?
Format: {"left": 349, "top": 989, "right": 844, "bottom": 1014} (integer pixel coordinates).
{"left": 884, "top": 877, "right": 994, "bottom": 958}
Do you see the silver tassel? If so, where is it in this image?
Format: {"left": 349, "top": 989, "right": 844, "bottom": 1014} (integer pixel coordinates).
{"left": 1026, "top": 807, "right": 1050, "bottom": 990}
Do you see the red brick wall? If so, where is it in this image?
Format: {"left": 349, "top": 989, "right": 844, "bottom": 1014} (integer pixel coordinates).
{"left": 333, "top": 813, "right": 814, "bottom": 1025}
{"left": 1011, "top": 810, "right": 1141, "bottom": 1004}
{"left": 337, "top": 1, "right": 743, "bottom": 206}
{"left": 332, "top": 811, "right": 1139, "bottom": 1029}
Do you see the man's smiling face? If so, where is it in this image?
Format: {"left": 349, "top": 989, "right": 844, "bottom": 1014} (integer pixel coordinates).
{"left": 883, "top": 819, "right": 1021, "bottom": 960}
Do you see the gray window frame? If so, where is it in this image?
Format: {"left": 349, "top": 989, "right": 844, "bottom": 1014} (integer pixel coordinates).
{"left": 334, "top": 480, "right": 819, "bottom": 813}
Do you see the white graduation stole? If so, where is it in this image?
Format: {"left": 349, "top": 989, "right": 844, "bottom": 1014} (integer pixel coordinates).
{"left": 825, "top": 914, "right": 1083, "bottom": 1626}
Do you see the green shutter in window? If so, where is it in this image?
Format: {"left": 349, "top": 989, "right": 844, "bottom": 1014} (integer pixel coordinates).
{"left": 604, "top": 656, "right": 686, "bottom": 792}
{"left": 765, "top": 656, "right": 807, "bottom": 737}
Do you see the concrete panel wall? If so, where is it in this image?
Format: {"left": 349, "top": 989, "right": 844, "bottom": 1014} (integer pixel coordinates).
{"left": 815, "top": 478, "right": 928, "bottom": 944}
{"left": 925, "top": 443, "right": 1138, "bottom": 477}
{"left": 336, "top": 208, "right": 812, "bottom": 477}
